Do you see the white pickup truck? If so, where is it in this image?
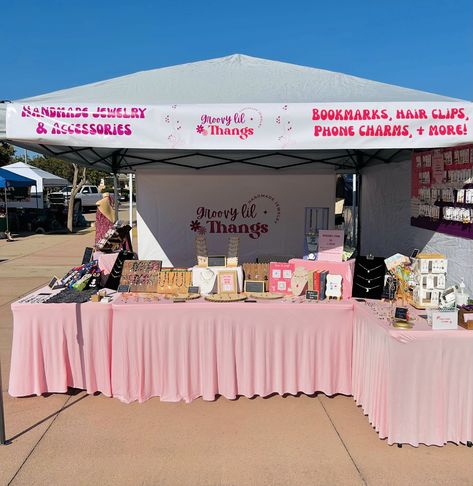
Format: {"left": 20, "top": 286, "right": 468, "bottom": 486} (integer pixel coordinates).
{"left": 48, "top": 185, "right": 102, "bottom": 212}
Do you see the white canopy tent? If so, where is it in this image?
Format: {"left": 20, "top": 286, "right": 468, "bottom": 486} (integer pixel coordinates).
{"left": 3, "top": 161, "right": 68, "bottom": 208}
{"left": 0, "top": 54, "right": 467, "bottom": 173}
{"left": 0, "top": 54, "right": 472, "bottom": 282}
{"left": 2, "top": 54, "right": 473, "bottom": 447}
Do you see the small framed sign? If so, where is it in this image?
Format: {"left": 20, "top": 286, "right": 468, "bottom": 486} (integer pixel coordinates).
{"left": 318, "top": 230, "right": 344, "bottom": 262}
{"left": 244, "top": 280, "right": 266, "bottom": 293}
{"left": 217, "top": 270, "right": 238, "bottom": 293}
{"left": 305, "top": 290, "right": 319, "bottom": 300}
{"left": 117, "top": 284, "right": 131, "bottom": 293}
{"left": 208, "top": 255, "right": 227, "bottom": 267}
{"left": 81, "top": 247, "right": 94, "bottom": 265}
{"left": 394, "top": 307, "right": 409, "bottom": 321}
{"left": 188, "top": 286, "right": 200, "bottom": 294}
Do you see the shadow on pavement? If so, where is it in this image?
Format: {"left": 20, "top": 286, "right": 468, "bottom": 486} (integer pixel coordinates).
{"left": 5, "top": 389, "right": 89, "bottom": 445}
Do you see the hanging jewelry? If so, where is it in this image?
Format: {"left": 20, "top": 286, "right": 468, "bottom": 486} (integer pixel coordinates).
{"left": 355, "top": 282, "right": 382, "bottom": 293}
{"left": 357, "top": 274, "right": 383, "bottom": 284}
{"left": 358, "top": 263, "right": 383, "bottom": 274}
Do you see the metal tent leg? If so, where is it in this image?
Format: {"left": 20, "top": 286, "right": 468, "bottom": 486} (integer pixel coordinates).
{"left": 113, "top": 173, "right": 119, "bottom": 222}
{"left": 0, "top": 359, "right": 7, "bottom": 445}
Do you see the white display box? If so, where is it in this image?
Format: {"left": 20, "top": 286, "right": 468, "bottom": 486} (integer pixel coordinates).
{"left": 432, "top": 310, "right": 458, "bottom": 330}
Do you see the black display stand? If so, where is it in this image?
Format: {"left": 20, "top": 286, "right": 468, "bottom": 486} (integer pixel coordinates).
{"left": 352, "top": 256, "right": 387, "bottom": 300}
{"left": 105, "top": 250, "right": 135, "bottom": 290}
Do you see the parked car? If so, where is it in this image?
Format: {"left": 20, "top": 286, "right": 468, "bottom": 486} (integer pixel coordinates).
{"left": 48, "top": 185, "right": 102, "bottom": 212}
{"left": 118, "top": 190, "right": 136, "bottom": 202}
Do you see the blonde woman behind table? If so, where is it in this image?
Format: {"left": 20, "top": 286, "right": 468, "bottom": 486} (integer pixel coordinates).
{"left": 95, "top": 192, "right": 116, "bottom": 246}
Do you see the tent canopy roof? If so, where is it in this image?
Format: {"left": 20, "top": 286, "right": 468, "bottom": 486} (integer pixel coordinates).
{"left": 0, "top": 54, "right": 464, "bottom": 173}
{"left": 15, "top": 54, "right": 459, "bottom": 105}
{"left": 0, "top": 167, "right": 36, "bottom": 189}
{"left": 5, "top": 161, "right": 68, "bottom": 187}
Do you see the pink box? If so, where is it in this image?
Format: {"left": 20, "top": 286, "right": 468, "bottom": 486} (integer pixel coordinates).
{"left": 269, "top": 262, "right": 295, "bottom": 294}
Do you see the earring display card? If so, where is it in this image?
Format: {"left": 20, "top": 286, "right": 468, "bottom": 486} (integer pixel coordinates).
{"left": 291, "top": 267, "right": 309, "bottom": 296}
{"left": 269, "top": 262, "right": 295, "bottom": 294}
{"left": 352, "top": 256, "right": 386, "bottom": 300}
{"left": 119, "top": 260, "right": 162, "bottom": 292}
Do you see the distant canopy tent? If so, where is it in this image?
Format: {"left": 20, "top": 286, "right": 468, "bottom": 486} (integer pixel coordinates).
{"left": 3, "top": 162, "right": 68, "bottom": 208}
{"left": 0, "top": 54, "right": 472, "bottom": 250}
{"left": 0, "top": 167, "right": 36, "bottom": 233}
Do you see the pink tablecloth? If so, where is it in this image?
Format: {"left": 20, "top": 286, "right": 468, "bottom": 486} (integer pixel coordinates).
{"left": 111, "top": 299, "right": 354, "bottom": 403}
{"left": 288, "top": 259, "right": 355, "bottom": 300}
{"left": 9, "top": 288, "right": 113, "bottom": 397}
{"left": 352, "top": 300, "right": 473, "bottom": 446}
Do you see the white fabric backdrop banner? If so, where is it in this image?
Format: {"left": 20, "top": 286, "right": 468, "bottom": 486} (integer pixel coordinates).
{"left": 136, "top": 171, "right": 336, "bottom": 266}
{"left": 6, "top": 102, "right": 473, "bottom": 149}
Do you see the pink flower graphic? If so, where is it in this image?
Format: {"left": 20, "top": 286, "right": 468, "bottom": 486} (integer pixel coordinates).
{"left": 190, "top": 220, "right": 201, "bottom": 232}
{"left": 196, "top": 124, "right": 204, "bottom": 134}
{"left": 198, "top": 226, "right": 207, "bottom": 235}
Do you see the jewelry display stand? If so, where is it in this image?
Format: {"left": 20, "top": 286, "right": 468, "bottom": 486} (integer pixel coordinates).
{"left": 156, "top": 270, "right": 193, "bottom": 294}
{"left": 352, "top": 256, "right": 386, "bottom": 299}
{"left": 195, "top": 235, "right": 209, "bottom": 267}
{"left": 411, "top": 253, "right": 448, "bottom": 308}
{"left": 227, "top": 236, "right": 239, "bottom": 267}
{"left": 120, "top": 260, "right": 163, "bottom": 293}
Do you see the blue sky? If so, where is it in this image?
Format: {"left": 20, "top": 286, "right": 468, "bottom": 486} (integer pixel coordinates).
{"left": 1, "top": 0, "right": 472, "bottom": 101}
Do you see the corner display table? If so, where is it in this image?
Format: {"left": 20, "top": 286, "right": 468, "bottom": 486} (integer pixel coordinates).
{"left": 9, "top": 293, "right": 473, "bottom": 447}
{"left": 352, "top": 300, "right": 473, "bottom": 447}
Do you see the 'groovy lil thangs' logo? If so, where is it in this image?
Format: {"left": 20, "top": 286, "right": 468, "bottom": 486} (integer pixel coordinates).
{"left": 195, "top": 107, "right": 263, "bottom": 140}
{"left": 189, "top": 194, "right": 280, "bottom": 240}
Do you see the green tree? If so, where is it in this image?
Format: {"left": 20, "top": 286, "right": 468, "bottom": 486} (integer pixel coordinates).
{"left": 0, "top": 143, "right": 14, "bottom": 166}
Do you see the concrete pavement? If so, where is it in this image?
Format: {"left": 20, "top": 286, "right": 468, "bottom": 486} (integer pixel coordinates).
{"left": 0, "top": 227, "right": 473, "bottom": 486}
